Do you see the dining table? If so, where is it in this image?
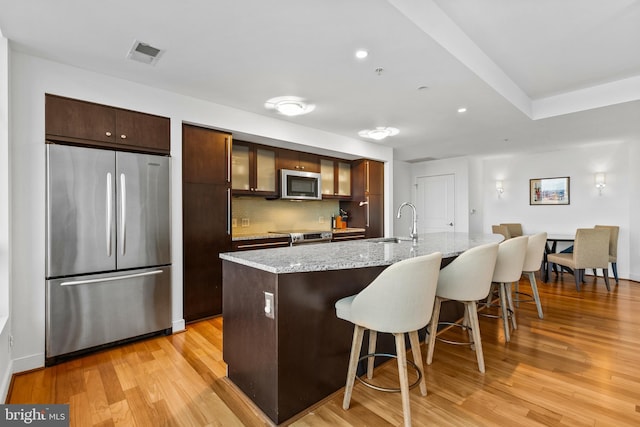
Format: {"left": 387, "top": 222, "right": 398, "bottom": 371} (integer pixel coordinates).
{"left": 543, "top": 233, "right": 576, "bottom": 282}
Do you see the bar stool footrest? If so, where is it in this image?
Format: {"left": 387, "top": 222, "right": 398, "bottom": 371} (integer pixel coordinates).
{"left": 356, "top": 353, "right": 422, "bottom": 393}
{"left": 435, "top": 321, "right": 474, "bottom": 346}
{"left": 513, "top": 291, "right": 534, "bottom": 303}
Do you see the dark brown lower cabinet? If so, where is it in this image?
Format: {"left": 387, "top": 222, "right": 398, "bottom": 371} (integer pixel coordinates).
{"left": 183, "top": 183, "right": 230, "bottom": 321}
{"left": 182, "top": 125, "right": 231, "bottom": 322}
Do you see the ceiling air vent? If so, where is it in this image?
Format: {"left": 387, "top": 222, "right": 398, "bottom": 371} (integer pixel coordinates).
{"left": 127, "top": 40, "right": 164, "bottom": 65}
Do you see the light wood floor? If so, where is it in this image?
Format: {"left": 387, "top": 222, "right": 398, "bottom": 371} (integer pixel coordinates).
{"left": 7, "top": 273, "right": 640, "bottom": 426}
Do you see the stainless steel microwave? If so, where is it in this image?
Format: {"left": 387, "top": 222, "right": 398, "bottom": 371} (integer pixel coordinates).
{"left": 280, "top": 169, "right": 322, "bottom": 200}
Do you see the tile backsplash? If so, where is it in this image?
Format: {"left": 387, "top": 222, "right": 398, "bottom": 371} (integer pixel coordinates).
{"left": 232, "top": 198, "right": 340, "bottom": 235}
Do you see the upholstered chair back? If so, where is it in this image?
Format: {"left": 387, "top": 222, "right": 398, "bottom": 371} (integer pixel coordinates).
{"left": 492, "top": 225, "right": 511, "bottom": 240}
{"left": 501, "top": 223, "right": 523, "bottom": 237}
{"left": 595, "top": 225, "right": 619, "bottom": 261}
{"left": 574, "top": 228, "right": 610, "bottom": 269}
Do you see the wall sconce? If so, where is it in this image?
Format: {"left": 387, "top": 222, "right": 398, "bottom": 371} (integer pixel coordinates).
{"left": 496, "top": 180, "right": 504, "bottom": 198}
{"left": 595, "top": 173, "right": 606, "bottom": 195}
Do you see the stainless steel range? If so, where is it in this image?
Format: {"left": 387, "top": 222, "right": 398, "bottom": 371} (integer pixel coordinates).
{"left": 270, "top": 230, "right": 333, "bottom": 245}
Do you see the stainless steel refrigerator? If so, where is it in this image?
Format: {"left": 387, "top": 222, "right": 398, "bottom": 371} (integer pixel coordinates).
{"left": 45, "top": 144, "right": 171, "bottom": 364}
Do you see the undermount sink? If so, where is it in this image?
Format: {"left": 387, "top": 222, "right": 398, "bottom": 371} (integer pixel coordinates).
{"left": 371, "top": 237, "right": 412, "bottom": 244}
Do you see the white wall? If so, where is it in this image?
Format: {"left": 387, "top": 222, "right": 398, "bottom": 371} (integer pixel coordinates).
{"left": 483, "top": 142, "right": 631, "bottom": 278}
{"left": 407, "top": 141, "right": 638, "bottom": 280}
{"left": 7, "top": 51, "right": 393, "bottom": 373}
{"left": 410, "top": 157, "right": 470, "bottom": 232}
{"left": 0, "top": 33, "right": 12, "bottom": 402}
{"left": 392, "top": 160, "right": 412, "bottom": 236}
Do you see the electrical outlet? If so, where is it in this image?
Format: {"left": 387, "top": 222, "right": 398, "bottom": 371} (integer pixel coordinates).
{"left": 264, "top": 292, "right": 275, "bottom": 319}
{"left": 241, "top": 218, "right": 250, "bottom": 227}
{"left": 318, "top": 216, "right": 325, "bottom": 223}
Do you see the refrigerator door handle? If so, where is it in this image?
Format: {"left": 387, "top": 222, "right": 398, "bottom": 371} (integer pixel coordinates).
{"left": 106, "top": 172, "right": 112, "bottom": 256}
{"left": 120, "top": 173, "right": 126, "bottom": 255}
{"left": 60, "top": 270, "right": 163, "bottom": 286}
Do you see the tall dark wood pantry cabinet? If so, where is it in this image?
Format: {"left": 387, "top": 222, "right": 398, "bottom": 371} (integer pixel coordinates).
{"left": 182, "top": 124, "right": 232, "bottom": 321}
{"left": 340, "top": 159, "right": 384, "bottom": 238}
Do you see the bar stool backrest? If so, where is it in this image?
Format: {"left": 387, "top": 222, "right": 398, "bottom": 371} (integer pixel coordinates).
{"left": 350, "top": 252, "right": 442, "bottom": 333}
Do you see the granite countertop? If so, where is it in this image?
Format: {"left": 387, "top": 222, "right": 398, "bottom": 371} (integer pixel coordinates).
{"left": 220, "top": 232, "right": 503, "bottom": 274}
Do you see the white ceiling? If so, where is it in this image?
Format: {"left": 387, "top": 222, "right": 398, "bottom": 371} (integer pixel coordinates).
{"left": 1, "top": 0, "right": 639, "bottom": 161}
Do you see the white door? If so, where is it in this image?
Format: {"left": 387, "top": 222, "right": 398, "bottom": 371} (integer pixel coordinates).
{"left": 416, "top": 174, "right": 455, "bottom": 233}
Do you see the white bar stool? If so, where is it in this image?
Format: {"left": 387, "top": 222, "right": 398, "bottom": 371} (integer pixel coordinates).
{"left": 335, "top": 252, "right": 442, "bottom": 427}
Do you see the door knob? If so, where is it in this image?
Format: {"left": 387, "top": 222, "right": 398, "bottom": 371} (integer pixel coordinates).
{"left": 448, "top": 222, "right": 454, "bottom": 226}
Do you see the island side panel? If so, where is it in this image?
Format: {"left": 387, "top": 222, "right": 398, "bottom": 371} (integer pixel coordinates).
{"left": 222, "top": 260, "right": 279, "bottom": 421}
{"left": 276, "top": 266, "right": 386, "bottom": 423}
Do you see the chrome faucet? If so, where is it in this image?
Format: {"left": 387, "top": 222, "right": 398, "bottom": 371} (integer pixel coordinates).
{"left": 396, "top": 202, "right": 418, "bottom": 243}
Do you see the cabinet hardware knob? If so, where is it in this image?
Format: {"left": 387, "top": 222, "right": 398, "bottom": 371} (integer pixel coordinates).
{"left": 120, "top": 134, "right": 127, "bottom": 139}
{"left": 105, "top": 131, "right": 112, "bottom": 137}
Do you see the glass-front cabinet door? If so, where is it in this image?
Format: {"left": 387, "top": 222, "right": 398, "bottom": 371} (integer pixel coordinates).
{"left": 320, "top": 157, "right": 351, "bottom": 199}
{"left": 232, "top": 141, "right": 278, "bottom": 197}
{"left": 232, "top": 144, "right": 251, "bottom": 191}
{"left": 337, "top": 161, "right": 351, "bottom": 197}
{"left": 255, "top": 148, "right": 276, "bottom": 193}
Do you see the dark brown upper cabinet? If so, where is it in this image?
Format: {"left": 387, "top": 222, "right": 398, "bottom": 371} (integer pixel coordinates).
{"left": 45, "top": 94, "right": 170, "bottom": 154}
{"left": 320, "top": 157, "right": 351, "bottom": 199}
{"left": 277, "top": 148, "right": 320, "bottom": 173}
{"left": 341, "top": 159, "right": 384, "bottom": 238}
{"left": 232, "top": 141, "right": 278, "bottom": 197}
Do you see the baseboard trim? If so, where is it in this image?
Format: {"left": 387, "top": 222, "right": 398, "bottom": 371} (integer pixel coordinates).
{"left": 172, "top": 318, "right": 185, "bottom": 333}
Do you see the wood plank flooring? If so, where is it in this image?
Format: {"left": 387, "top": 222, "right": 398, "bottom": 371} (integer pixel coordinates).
{"left": 7, "top": 273, "right": 640, "bottom": 426}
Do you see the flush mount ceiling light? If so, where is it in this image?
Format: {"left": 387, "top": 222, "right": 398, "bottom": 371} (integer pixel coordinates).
{"left": 355, "top": 49, "right": 369, "bottom": 59}
{"left": 264, "top": 96, "right": 315, "bottom": 116}
{"left": 358, "top": 127, "right": 399, "bottom": 141}
{"left": 127, "top": 40, "right": 164, "bottom": 65}
{"left": 457, "top": 107, "right": 468, "bottom": 113}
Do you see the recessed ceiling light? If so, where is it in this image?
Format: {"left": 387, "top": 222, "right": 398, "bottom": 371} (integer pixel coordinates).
{"left": 265, "top": 96, "right": 315, "bottom": 116}
{"left": 355, "top": 49, "right": 369, "bottom": 59}
{"left": 358, "top": 127, "right": 399, "bottom": 141}
{"left": 457, "top": 107, "right": 467, "bottom": 113}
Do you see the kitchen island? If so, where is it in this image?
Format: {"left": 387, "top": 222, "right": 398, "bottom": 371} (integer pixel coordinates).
{"left": 220, "top": 232, "right": 502, "bottom": 424}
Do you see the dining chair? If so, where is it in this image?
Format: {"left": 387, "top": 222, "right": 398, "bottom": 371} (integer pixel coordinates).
{"left": 515, "top": 232, "right": 547, "bottom": 319}
{"left": 335, "top": 252, "right": 442, "bottom": 427}
{"left": 426, "top": 243, "right": 499, "bottom": 373}
{"left": 501, "top": 223, "right": 523, "bottom": 237}
{"left": 547, "top": 228, "right": 610, "bottom": 291}
{"left": 593, "top": 225, "right": 619, "bottom": 284}
{"left": 492, "top": 224, "right": 511, "bottom": 240}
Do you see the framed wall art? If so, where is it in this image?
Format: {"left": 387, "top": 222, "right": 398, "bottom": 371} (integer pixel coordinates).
{"left": 530, "top": 177, "right": 570, "bottom": 205}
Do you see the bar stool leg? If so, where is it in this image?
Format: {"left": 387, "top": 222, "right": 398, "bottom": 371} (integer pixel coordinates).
{"left": 343, "top": 325, "right": 365, "bottom": 410}
{"left": 505, "top": 282, "right": 517, "bottom": 330}
{"left": 466, "top": 300, "right": 485, "bottom": 373}
{"left": 394, "top": 333, "right": 412, "bottom": 427}
{"left": 408, "top": 330, "right": 427, "bottom": 396}
{"left": 426, "top": 297, "right": 442, "bottom": 365}
{"left": 527, "top": 272, "right": 544, "bottom": 319}
{"left": 499, "top": 283, "right": 511, "bottom": 342}
{"left": 367, "top": 330, "right": 377, "bottom": 379}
